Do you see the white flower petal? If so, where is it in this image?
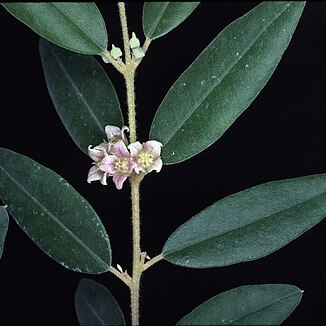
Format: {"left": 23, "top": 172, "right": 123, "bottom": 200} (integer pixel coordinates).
{"left": 114, "top": 140, "right": 130, "bottom": 157}
{"left": 113, "top": 173, "right": 128, "bottom": 190}
{"left": 144, "top": 140, "right": 163, "bottom": 157}
{"left": 128, "top": 141, "right": 143, "bottom": 156}
{"left": 99, "top": 156, "right": 116, "bottom": 174}
{"left": 105, "top": 125, "right": 122, "bottom": 140}
{"left": 147, "top": 158, "right": 163, "bottom": 173}
{"left": 88, "top": 144, "right": 106, "bottom": 161}
{"left": 121, "top": 126, "right": 129, "bottom": 141}
{"left": 128, "top": 159, "right": 138, "bottom": 173}
{"left": 87, "top": 166, "right": 103, "bottom": 183}
{"left": 100, "top": 172, "right": 108, "bottom": 185}
{"left": 134, "top": 165, "right": 145, "bottom": 174}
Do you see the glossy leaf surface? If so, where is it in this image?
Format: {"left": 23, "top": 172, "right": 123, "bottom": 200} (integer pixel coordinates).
{"left": 1, "top": 2, "right": 107, "bottom": 54}
{"left": 177, "top": 284, "right": 302, "bottom": 325}
{"left": 150, "top": 2, "right": 305, "bottom": 164}
{"left": 39, "top": 39, "right": 123, "bottom": 154}
{"left": 0, "top": 206, "right": 9, "bottom": 260}
{"left": 143, "top": 2, "right": 200, "bottom": 39}
{"left": 163, "top": 174, "right": 326, "bottom": 268}
{"left": 0, "top": 148, "right": 111, "bottom": 273}
{"left": 75, "top": 278, "right": 125, "bottom": 326}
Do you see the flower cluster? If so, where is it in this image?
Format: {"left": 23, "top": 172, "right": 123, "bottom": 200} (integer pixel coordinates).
{"left": 87, "top": 125, "right": 163, "bottom": 189}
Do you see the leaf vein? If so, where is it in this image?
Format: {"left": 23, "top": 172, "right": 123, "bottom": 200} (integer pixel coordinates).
{"left": 163, "top": 3, "right": 291, "bottom": 146}
{"left": 79, "top": 292, "right": 106, "bottom": 324}
{"left": 164, "top": 189, "right": 326, "bottom": 256}
{"left": 47, "top": 43, "right": 104, "bottom": 133}
{"left": 229, "top": 290, "right": 300, "bottom": 324}
{"left": 1, "top": 167, "right": 107, "bottom": 269}
{"left": 147, "top": 2, "right": 170, "bottom": 38}
{"left": 50, "top": 3, "right": 104, "bottom": 52}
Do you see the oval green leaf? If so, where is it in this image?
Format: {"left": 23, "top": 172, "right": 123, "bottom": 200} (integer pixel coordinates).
{"left": 143, "top": 2, "right": 200, "bottom": 40}
{"left": 0, "top": 206, "right": 9, "bottom": 260}
{"left": 163, "top": 174, "right": 326, "bottom": 268}
{"left": 0, "top": 148, "right": 111, "bottom": 273}
{"left": 39, "top": 38, "right": 123, "bottom": 154}
{"left": 1, "top": 3, "right": 107, "bottom": 55}
{"left": 75, "top": 278, "right": 125, "bottom": 326}
{"left": 177, "top": 284, "right": 302, "bottom": 325}
{"left": 150, "top": 2, "right": 305, "bottom": 164}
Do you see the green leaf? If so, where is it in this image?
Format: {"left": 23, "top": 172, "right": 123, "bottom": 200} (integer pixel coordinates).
{"left": 150, "top": 2, "right": 305, "bottom": 164}
{"left": 1, "top": 2, "right": 107, "bottom": 55}
{"left": 0, "top": 206, "right": 9, "bottom": 260}
{"left": 0, "top": 148, "right": 111, "bottom": 273}
{"left": 163, "top": 174, "right": 326, "bottom": 268}
{"left": 177, "top": 284, "right": 302, "bottom": 325}
{"left": 75, "top": 278, "right": 125, "bottom": 326}
{"left": 39, "top": 39, "right": 123, "bottom": 154}
{"left": 143, "top": 2, "right": 200, "bottom": 40}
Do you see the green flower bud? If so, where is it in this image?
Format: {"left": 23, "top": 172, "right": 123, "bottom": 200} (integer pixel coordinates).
{"left": 129, "top": 32, "right": 141, "bottom": 49}
{"left": 110, "top": 45, "right": 123, "bottom": 60}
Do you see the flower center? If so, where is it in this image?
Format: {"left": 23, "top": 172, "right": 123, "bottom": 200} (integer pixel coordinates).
{"left": 137, "top": 151, "right": 154, "bottom": 168}
{"left": 114, "top": 157, "right": 130, "bottom": 173}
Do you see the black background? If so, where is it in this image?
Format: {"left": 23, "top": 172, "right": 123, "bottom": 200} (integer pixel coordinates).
{"left": 1, "top": 1, "right": 326, "bottom": 325}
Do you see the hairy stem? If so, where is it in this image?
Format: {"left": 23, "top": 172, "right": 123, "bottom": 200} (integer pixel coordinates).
{"left": 130, "top": 174, "right": 142, "bottom": 325}
{"left": 143, "top": 254, "right": 164, "bottom": 271}
{"left": 109, "top": 266, "right": 132, "bottom": 287}
{"left": 118, "top": 2, "right": 132, "bottom": 65}
{"left": 125, "top": 70, "right": 137, "bottom": 143}
{"left": 100, "top": 49, "right": 125, "bottom": 74}
{"left": 118, "top": 3, "right": 141, "bottom": 325}
{"left": 117, "top": 3, "right": 162, "bottom": 324}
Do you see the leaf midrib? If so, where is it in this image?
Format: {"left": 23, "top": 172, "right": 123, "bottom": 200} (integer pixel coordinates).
{"left": 147, "top": 2, "right": 170, "bottom": 38}
{"left": 180, "top": 288, "right": 300, "bottom": 325}
{"left": 1, "top": 167, "right": 108, "bottom": 270}
{"left": 80, "top": 292, "right": 106, "bottom": 325}
{"left": 163, "top": 188, "right": 326, "bottom": 256}
{"left": 161, "top": 2, "right": 291, "bottom": 146}
{"left": 46, "top": 42, "right": 104, "bottom": 133}
{"left": 229, "top": 290, "right": 300, "bottom": 324}
{"left": 50, "top": 3, "right": 104, "bottom": 52}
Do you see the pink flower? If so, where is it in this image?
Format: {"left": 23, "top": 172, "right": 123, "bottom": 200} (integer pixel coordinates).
{"left": 99, "top": 140, "right": 136, "bottom": 190}
{"left": 87, "top": 125, "right": 129, "bottom": 186}
{"left": 87, "top": 143, "right": 110, "bottom": 185}
{"left": 128, "top": 140, "right": 163, "bottom": 174}
{"left": 88, "top": 142, "right": 109, "bottom": 161}
{"left": 105, "top": 125, "right": 129, "bottom": 149}
{"left": 87, "top": 125, "right": 163, "bottom": 189}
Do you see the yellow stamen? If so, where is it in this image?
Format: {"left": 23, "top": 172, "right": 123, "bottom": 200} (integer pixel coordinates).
{"left": 114, "top": 157, "right": 129, "bottom": 173}
{"left": 137, "top": 151, "right": 154, "bottom": 168}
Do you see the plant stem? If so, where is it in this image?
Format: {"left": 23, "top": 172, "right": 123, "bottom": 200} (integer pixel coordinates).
{"left": 109, "top": 266, "right": 132, "bottom": 287}
{"left": 143, "top": 254, "right": 164, "bottom": 271}
{"left": 100, "top": 49, "right": 125, "bottom": 74}
{"left": 117, "top": 3, "right": 163, "bottom": 324}
{"left": 125, "top": 70, "right": 137, "bottom": 143}
{"left": 118, "top": 2, "right": 132, "bottom": 65}
{"left": 118, "top": 3, "right": 142, "bottom": 325}
{"left": 130, "top": 174, "right": 142, "bottom": 325}
{"left": 118, "top": 2, "right": 137, "bottom": 143}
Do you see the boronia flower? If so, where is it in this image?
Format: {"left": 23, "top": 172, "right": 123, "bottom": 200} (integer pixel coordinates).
{"left": 99, "top": 140, "right": 137, "bottom": 190}
{"left": 128, "top": 140, "right": 163, "bottom": 174}
{"left": 87, "top": 125, "right": 129, "bottom": 186}
{"left": 87, "top": 125, "right": 163, "bottom": 189}
{"left": 87, "top": 143, "right": 110, "bottom": 185}
{"left": 105, "top": 125, "right": 129, "bottom": 147}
